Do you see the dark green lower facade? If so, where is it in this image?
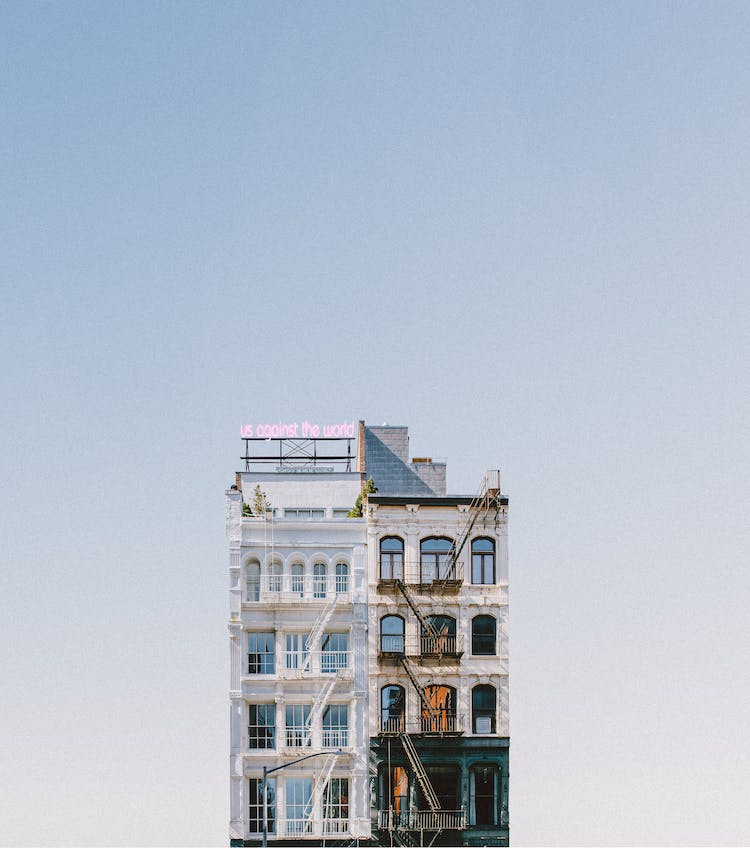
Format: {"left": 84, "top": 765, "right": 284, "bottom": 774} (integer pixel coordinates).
{"left": 370, "top": 734, "right": 509, "bottom": 847}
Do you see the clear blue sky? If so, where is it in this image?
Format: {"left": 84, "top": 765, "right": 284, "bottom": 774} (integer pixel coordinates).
{"left": 1, "top": 2, "right": 748, "bottom": 845}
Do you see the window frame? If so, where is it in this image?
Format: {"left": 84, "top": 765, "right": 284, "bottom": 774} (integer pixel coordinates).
{"left": 379, "top": 536, "right": 404, "bottom": 581}
{"left": 322, "top": 703, "right": 349, "bottom": 749}
{"left": 247, "top": 703, "right": 275, "bottom": 750}
{"left": 285, "top": 703, "right": 311, "bottom": 749}
{"left": 380, "top": 614, "right": 405, "bottom": 654}
{"left": 471, "top": 614, "right": 497, "bottom": 656}
{"left": 381, "top": 684, "right": 406, "bottom": 733}
{"left": 420, "top": 536, "right": 453, "bottom": 584}
{"left": 248, "top": 776, "right": 275, "bottom": 835}
{"left": 471, "top": 537, "right": 496, "bottom": 585}
{"left": 471, "top": 684, "right": 497, "bottom": 734}
{"left": 247, "top": 631, "right": 275, "bottom": 675}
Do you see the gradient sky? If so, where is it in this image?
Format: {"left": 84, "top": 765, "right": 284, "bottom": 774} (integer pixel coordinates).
{"left": 1, "top": 2, "right": 749, "bottom": 845}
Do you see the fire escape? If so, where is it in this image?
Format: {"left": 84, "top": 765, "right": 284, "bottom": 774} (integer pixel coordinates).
{"left": 377, "top": 472, "right": 503, "bottom": 846}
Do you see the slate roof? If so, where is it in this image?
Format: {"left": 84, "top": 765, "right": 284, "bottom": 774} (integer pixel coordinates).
{"left": 364, "top": 427, "right": 437, "bottom": 496}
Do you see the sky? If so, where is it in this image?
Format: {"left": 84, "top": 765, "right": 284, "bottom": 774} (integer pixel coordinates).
{"left": 1, "top": 1, "right": 749, "bottom": 845}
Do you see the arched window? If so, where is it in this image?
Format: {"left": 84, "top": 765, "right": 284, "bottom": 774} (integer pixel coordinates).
{"left": 472, "top": 615, "right": 497, "bottom": 655}
{"left": 381, "top": 685, "right": 405, "bottom": 733}
{"left": 246, "top": 560, "right": 260, "bottom": 602}
{"left": 313, "top": 562, "right": 327, "bottom": 598}
{"left": 471, "top": 538, "right": 495, "bottom": 585}
{"left": 472, "top": 684, "right": 496, "bottom": 734}
{"left": 291, "top": 563, "right": 304, "bottom": 597}
{"left": 422, "top": 684, "right": 457, "bottom": 733}
{"left": 421, "top": 615, "right": 457, "bottom": 656}
{"left": 267, "top": 560, "right": 282, "bottom": 593}
{"left": 470, "top": 765, "right": 500, "bottom": 826}
{"left": 420, "top": 537, "right": 453, "bottom": 584}
{"left": 380, "top": 537, "right": 404, "bottom": 581}
{"left": 379, "top": 765, "right": 408, "bottom": 826}
{"left": 335, "top": 562, "right": 349, "bottom": 594}
{"left": 380, "top": 615, "right": 405, "bottom": 655}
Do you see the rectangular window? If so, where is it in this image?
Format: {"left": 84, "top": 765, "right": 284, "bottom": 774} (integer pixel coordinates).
{"left": 248, "top": 704, "right": 275, "bottom": 750}
{"left": 285, "top": 633, "right": 310, "bottom": 671}
{"left": 332, "top": 508, "right": 350, "bottom": 518}
{"left": 322, "top": 704, "right": 348, "bottom": 748}
{"left": 323, "top": 777, "right": 349, "bottom": 835}
{"left": 248, "top": 777, "right": 275, "bottom": 834}
{"left": 284, "top": 508, "right": 325, "bottom": 519}
{"left": 321, "top": 633, "right": 348, "bottom": 673}
{"left": 471, "top": 767, "right": 499, "bottom": 826}
{"left": 247, "top": 632, "right": 275, "bottom": 674}
{"left": 286, "top": 776, "right": 312, "bottom": 835}
{"left": 285, "top": 704, "right": 311, "bottom": 748}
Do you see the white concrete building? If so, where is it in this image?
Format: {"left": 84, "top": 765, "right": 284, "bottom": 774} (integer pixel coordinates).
{"left": 227, "top": 469, "right": 370, "bottom": 844}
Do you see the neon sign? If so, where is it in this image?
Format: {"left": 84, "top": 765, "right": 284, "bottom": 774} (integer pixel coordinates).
{"left": 240, "top": 420, "right": 356, "bottom": 439}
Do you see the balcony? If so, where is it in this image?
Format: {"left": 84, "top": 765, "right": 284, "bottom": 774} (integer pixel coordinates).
{"left": 377, "top": 561, "right": 463, "bottom": 593}
{"left": 377, "top": 809, "right": 467, "bottom": 831}
{"left": 244, "top": 575, "right": 350, "bottom": 605}
{"left": 378, "top": 634, "right": 464, "bottom": 661}
{"left": 279, "top": 650, "right": 352, "bottom": 679}
{"left": 379, "top": 713, "right": 464, "bottom": 736}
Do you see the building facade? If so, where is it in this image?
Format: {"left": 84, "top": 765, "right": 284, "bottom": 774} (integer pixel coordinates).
{"left": 227, "top": 422, "right": 509, "bottom": 846}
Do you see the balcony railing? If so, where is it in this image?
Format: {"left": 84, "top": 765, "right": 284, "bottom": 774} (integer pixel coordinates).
{"left": 379, "top": 634, "right": 464, "bottom": 658}
{"left": 377, "top": 561, "right": 464, "bottom": 589}
{"left": 379, "top": 713, "right": 464, "bottom": 735}
{"left": 378, "top": 809, "right": 467, "bottom": 831}
{"left": 280, "top": 650, "right": 351, "bottom": 677}
{"left": 245, "top": 575, "right": 350, "bottom": 603}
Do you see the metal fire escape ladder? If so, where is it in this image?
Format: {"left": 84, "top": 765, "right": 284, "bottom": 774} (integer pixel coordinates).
{"left": 305, "top": 752, "right": 338, "bottom": 827}
{"left": 399, "top": 656, "right": 438, "bottom": 722}
{"left": 444, "top": 471, "right": 501, "bottom": 580}
{"left": 400, "top": 733, "right": 440, "bottom": 811}
{"left": 303, "top": 672, "right": 339, "bottom": 746}
{"left": 299, "top": 595, "right": 338, "bottom": 673}
{"left": 395, "top": 580, "right": 440, "bottom": 640}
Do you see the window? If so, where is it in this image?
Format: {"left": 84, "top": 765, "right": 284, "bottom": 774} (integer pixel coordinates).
{"left": 420, "top": 537, "right": 453, "bottom": 584}
{"left": 472, "top": 684, "right": 497, "bottom": 734}
{"left": 313, "top": 562, "right": 328, "bottom": 598}
{"left": 285, "top": 704, "right": 311, "bottom": 748}
{"left": 335, "top": 562, "right": 349, "bottom": 594}
{"left": 379, "top": 536, "right": 404, "bottom": 581}
{"left": 421, "top": 615, "right": 457, "bottom": 655}
{"left": 422, "top": 684, "right": 457, "bottom": 733}
{"left": 286, "top": 776, "right": 312, "bottom": 835}
{"left": 380, "top": 615, "right": 405, "bottom": 654}
{"left": 419, "top": 766, "right": 459, "bottom": 811}
{"left": 322, "top": 704, "right": 348, "bottom": 748}
{"left": 266, "top": 560, "right": 282, "bottom": 593}
{"left": 284, "top": 508, "right": 325, "bottom": 519}
{"left": 285, "top": 633, "right": 310, "bottom": 670}
{"left": 470, "top": 765, "right": 499, "bottom": 826}
{"left": 321, "top": 632, "right": 348, "bottom": 673}
{"left": 245, "top": 560, "right": 260, "bottom": 602}
{"left": 332, "top": 508, "right": 351, "bottom": 518}
{"left": 381, "top": 685, "right": 405, "bottom": 733}
{"left": 471, "top": 538, "right": 495, "bottom": 585}
{"left": 248, "top": 704, "right": 275, "bottom": 750}
{"left": 247, "top": 632, "right": 274, "bottom": 674}
{"left": 323, "top": 777, "right": 349, "bottom": 834}
{"left": 248, "top": 776, "right": 275, "bottom": 834}
{"left": 472, "top": 615, "right": 497, "bottom": 655}
{"left": 291, "top": 563, "right": 304, "bottom": 597}
{"left": 380, "top": 766, "right": 408, "bottom": 826}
